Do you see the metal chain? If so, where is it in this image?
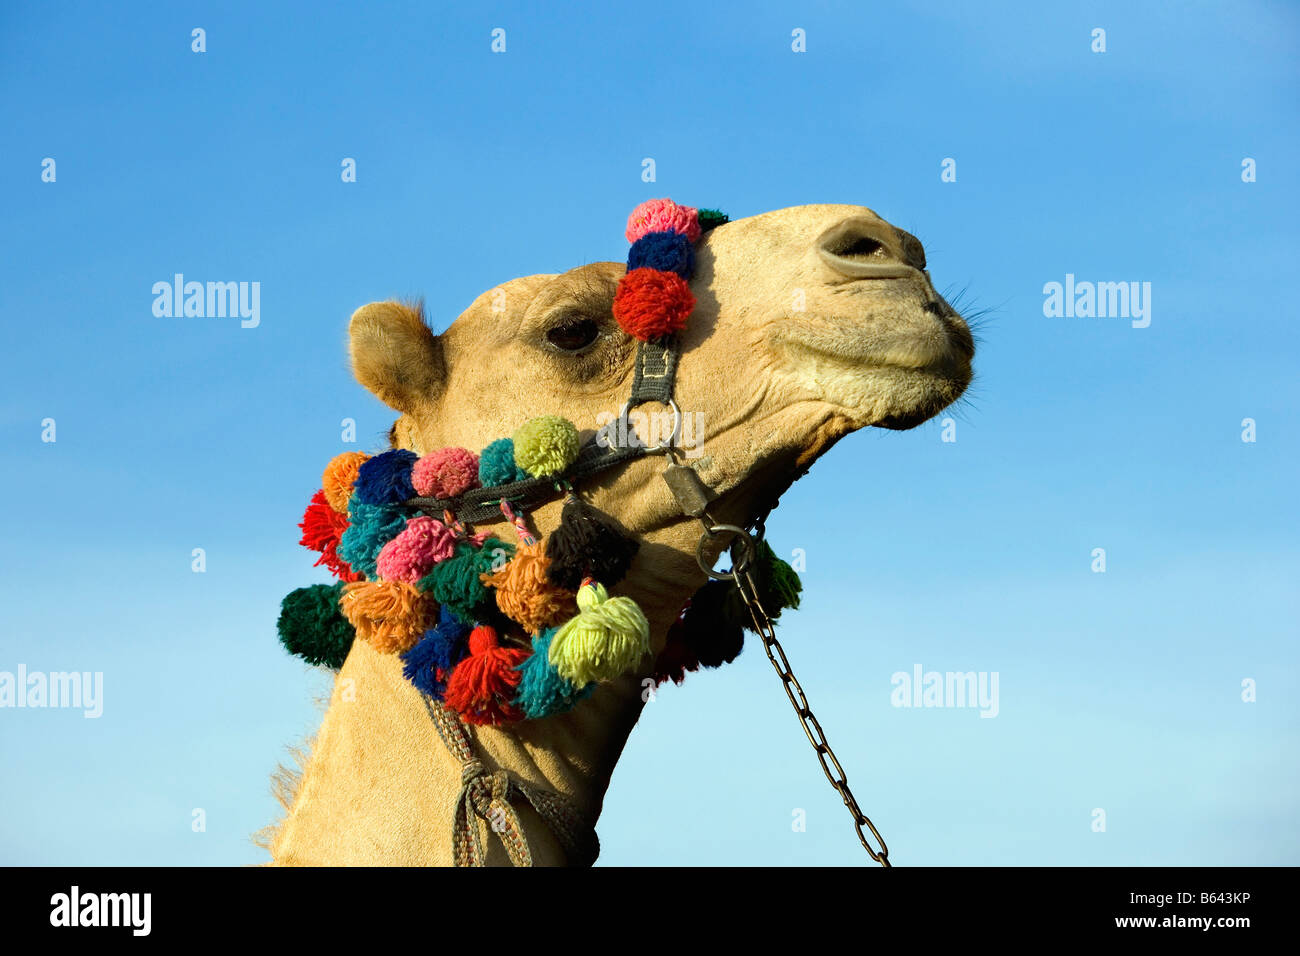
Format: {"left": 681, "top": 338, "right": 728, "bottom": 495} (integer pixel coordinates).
{"left": 703, "top": 523, "right": 892, "bottom": 867}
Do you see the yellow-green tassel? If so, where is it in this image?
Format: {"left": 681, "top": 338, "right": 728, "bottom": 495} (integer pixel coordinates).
{"left": 547, "top": 581, "right": 649, "bottom": 685}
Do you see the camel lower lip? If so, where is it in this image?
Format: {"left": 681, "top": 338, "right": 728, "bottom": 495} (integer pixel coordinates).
{"left": 875, "top": 410, "right": 934, "bottom": 430}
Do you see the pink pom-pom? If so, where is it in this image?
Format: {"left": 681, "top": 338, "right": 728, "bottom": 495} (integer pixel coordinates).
{"left": 411, "top": 447, "right": 481, "bottom": 499}
{"left": 625, "top": 199, "right": 701, "bottom": 244}
{"left": 376, "top": 516, "right": 457, "bottom": 584}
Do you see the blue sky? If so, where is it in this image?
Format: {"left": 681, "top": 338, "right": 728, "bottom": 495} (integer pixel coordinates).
{"left": 1, "top": 0, "right": 1296, "bottom": 866}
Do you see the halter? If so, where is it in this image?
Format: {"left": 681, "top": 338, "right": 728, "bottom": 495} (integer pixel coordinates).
{"left": 278, "top": 199, "right": 890, "bottom": 867}
{"left": 402, "top": 336, "right": 681, "bottom": 524}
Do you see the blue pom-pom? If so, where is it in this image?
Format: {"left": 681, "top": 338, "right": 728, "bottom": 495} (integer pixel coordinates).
{"left": 513, "top": 628, "right": 595, "bottom": 719}
{"left": 337, "top": 498, "right": 410, "bottom": 578}
{"left": 627, "top": 230, "right": 695, "bottom": 279}
{"left": 479, "top": 438, "right": 527, "bottom": 487}
{"left": 354, "top": 449, "right": 418, "bottom": 505}
{"left": 401, "top": 606, "right": 471, "bottom": 698}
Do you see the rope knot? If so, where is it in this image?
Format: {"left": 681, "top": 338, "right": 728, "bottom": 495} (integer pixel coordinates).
{"left": 460, "top": 758, "right": 486, "bottom": 786}
{"left": 425, "top": 698, "right": 600, "bottom": 867}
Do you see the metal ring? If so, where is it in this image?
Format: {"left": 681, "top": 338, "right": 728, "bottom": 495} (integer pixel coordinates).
{"left": 617, "top": 398, "right": 681, "bottom": 454}
{"left": 696, "top": 524, "right": 753, "bottom": 580}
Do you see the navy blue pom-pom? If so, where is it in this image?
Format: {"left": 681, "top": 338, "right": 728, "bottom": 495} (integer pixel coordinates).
{"left": 354, "top": 449, "right": 418, "bottom": 505}
{"left": 401, "top": 606, "right": 471, "bottom": 698}
{"left": 627, "top": 230, "right": 695, "bottom": 279}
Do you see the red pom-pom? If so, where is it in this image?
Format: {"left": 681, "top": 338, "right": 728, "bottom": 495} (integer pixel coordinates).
{"left": 299, "top": 490, "right": 364, "bottom": 582}
{"left": 651, "top": 602, "right": 700, "bottom": 687}
{"left": 442, "top": 626, "right": 529, "bottom": 725}
{"left": 613, "top": 268, "right": 695, "bottom": 341}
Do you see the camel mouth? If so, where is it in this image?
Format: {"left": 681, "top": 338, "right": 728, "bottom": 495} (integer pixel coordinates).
{"left": 767, "top": 292, "right": 973, "bottom": 432}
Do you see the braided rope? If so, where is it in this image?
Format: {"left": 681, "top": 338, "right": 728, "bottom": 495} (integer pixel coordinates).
{"left": 422, "top": 697, "right": 599, "bottom": 867}
{"left": 499, "top": 499, "right": 536, "bottom": 547}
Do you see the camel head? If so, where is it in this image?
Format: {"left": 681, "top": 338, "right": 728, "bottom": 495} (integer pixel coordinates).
{"left": 349, "top": 203, "right": 973, "bottom": 543}
{"left": 269, "top": 202, "right": 974, "bottom": 867}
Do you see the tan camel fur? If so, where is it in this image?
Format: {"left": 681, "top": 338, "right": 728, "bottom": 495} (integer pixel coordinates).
{"left": 267, "top": 203, "right": 974, "bottom": 865}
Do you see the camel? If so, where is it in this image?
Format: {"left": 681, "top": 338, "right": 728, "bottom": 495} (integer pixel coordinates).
{"left": 264, "top": 202, "right": 974, "bottom": 865}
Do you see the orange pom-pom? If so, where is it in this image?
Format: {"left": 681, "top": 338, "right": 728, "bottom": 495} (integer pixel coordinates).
{"left": 480, "top": 542, "right": 576, "bottom": 634}
{"left": 442, "top": 625, "right": 529, "bottom": 725}
{"left": 322, "top": 451, "right": 370, "bottom": 513}
{"left": 339, "top": 579, "right": 435, "bottom": 654}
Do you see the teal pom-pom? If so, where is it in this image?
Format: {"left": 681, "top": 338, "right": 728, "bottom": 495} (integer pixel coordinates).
{"left": 417, "top": 537, "right": 515, "bottom": 624}
{"left": 479, "top": 438, "right": 528, "bottom": 487}
{"left": 337, "top": 496, "right": 411, "bottom": 578}
{"left": 277, "top": 582, "right": 355, "bottom": 668}
{"left": 513, "top": 627, "right": 595, "bottom": 719}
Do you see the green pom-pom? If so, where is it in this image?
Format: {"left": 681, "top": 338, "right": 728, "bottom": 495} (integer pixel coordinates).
{"left": 277, "top": 582, "right": 355, "bottom": 668}
{"left": 418, "top": 537, "right": 515, "bottom": 624}
{"left": 755, "top": 539, "right": 801, "bottom": 613}
{"left": 512, "top": 415, "right": 580, "bottom": 477}
{"left": 697, "top": 208, "right": 730, "bottom": 232}
{"left": 719, "top": 540, "right": 803, "bottom": 632}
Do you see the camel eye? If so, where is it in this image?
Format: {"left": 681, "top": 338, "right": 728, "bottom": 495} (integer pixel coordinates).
{"left": 545, "top": 317, "right": 600, "bottom": 352}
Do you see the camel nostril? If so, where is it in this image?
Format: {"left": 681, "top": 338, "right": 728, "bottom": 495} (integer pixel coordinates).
{"left": 816, "top": 218, "right": 918, "bottom": 280}
{"left": 829, "top": 236, "right": 886, "bottom": 262}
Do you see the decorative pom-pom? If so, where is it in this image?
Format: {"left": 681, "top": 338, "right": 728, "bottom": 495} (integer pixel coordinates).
{"left": 513, "top": 628, "right": 594, "bottom": 719}
{"left": 298, "top": 490, "right": 363, "bottom": 582}
{"left": 696, "top": 208, "right": 729, "bottom": 232}
{"left": 479, "top": 438, "right": 528, "bottom": 487}
{"left": 442, "top": 625, "right": 529, "bottom": 725}
{"left": 682, "top": 579, "right": 745, "bottom": 667}
{"left": 544, "top": 497, "right": 639, "bottom": 591}
{"left": 716, "top": 539, "right": 803, "bottom": 631}
{"left": 481, "top": 541, "right": 576, "bottom": 633}
{"left": 627, "top": 230, "right": 695, "bottom": 279}
{"left": 339, "top": 579, "right": 436, "bottom": 654}
{"left": 401, "top": 606, "right": 471, "bottom": 698}
{"left": 337, "top": 498, "right": 411, "bottom": 579}
{"left": 411, "top": 447, "right": 480, "bottom": 499}
{"left": 651, "top": 606, "right": 700, "bottom": 687}
{"left": 418, "top": 537, "right": 515, "bottom": 624}
{"left": 375, "top": 515, "right": 457, "bottom": 584}
{"left": 625, "top": 198, "right": 701, "bottom": 243}
{"left": 613, "top": 268, "right": 695, "bottom": 341}
{"left": 748, "top": 539, "right": 802, "bottom": 619}
{"left": 547, "top": 581, "right": 650, "bottom": 685}
{"left": 277, "top": 582, "right": 356, "bottom": 669}
{"left": 354, "top": 449, "right": 418, "bottom": 505}
{"left": 322, "top": 451, "right": 369, "bottom": 513}
{"left": 512, "top": 415, "right": 580, "bottom": 478}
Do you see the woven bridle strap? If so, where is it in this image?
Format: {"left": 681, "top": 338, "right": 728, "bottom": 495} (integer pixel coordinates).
{"left": 422, "top": 697, "right": 599, "bottom": 867}
{"left": 404, "top": 337, "right": 681, "bottom": 524}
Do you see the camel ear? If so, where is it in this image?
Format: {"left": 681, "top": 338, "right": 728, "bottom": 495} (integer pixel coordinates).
{"left": 348, "top": 300, "right": 445, "bottom": 413}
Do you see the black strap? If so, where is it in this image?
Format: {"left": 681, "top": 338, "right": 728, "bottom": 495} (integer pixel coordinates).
{"left": 627, "top": 336, "right": 679, "bottom": 407}
{"left": 406, "top": 438, "right": 647, "bottom": 524}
